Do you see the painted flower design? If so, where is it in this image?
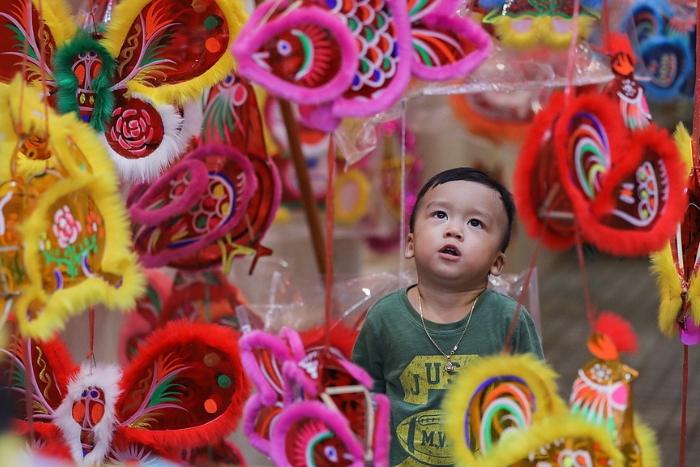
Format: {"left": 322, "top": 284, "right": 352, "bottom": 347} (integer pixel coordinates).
{"left": 108, "top": 103, "right": 160, "bottom": 158}
{"left": 86, "top": 210, "right": 105, "bottom": 238}
{"left": 53, "top": 205, "right": 82, "bottom": 248}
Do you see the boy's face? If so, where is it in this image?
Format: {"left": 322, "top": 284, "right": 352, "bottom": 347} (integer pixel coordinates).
{"left": 405, "top": 180, "right": 508, "bottom": 288}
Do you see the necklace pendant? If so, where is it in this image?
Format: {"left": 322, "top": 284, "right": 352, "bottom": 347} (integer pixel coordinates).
{"left": 445, "top": 361, "right": 454, "bottom": 372}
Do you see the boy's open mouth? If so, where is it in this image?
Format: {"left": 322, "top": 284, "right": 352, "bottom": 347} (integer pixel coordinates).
{"left": 440, "top": 246, "right": 460, "bottom": 257}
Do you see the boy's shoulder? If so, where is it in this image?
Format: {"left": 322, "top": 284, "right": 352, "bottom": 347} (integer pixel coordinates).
{"left": 365, "top": 287, "right": 409, "bottom": 320}
{"left": 480, "top": 288, "right": 524, "bottom": 313}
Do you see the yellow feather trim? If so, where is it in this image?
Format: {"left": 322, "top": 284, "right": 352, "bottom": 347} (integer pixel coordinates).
{"left": 102, "top": 0, "right": 248, "bottom": 105}
{"left": 31, "top": 0, "right": 78, "bottom": 45}
{"left": 442, "top": 354, "right": 568, "bottom": 466}
{"left": 477, "top": 416, "right": 624, "bottom": 467}
{"left": 650, "top": 244, "right": 683, "bottom": 338}
{"left": 634, "top": 416, "right": 661, "bottom": 467}
{"left": 674, "top": 123, "right": 693, "bottom": 172}
{"left": 649, "top": 124, "right": 696, "bottom": 338}
{"left": 16, "top": 171, "right": 144, "bottom": 340}
{"left": 0, "top": 78, "right": 144, "bottom": 340}
{"left": 490, "top": 16, "right": 596, "bottom": 50}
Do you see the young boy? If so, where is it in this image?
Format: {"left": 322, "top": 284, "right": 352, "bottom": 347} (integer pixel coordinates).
{"left": 352, "top": 167, "right": 543, "bottom": 467}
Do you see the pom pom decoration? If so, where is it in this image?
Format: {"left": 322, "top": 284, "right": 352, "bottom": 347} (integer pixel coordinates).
{"left": 0, "top": 320, "right": 252, "bottom": 466}
{"left": 650, "top": 124, "right": 700, "bottom": 343}
{"left": 0, "top": 76, "right": 144, "bottom": 340}
{"left": 473, "top": 0, "right": 603, "bottom": 50}
{"left": 232, "top": 0, "right": 491, "bottom": 131}
{"left": 0, "top": 0, "right": 248, "bottom": 182}
{"left": 592, "top": 311, "right": 639, "bottom": 355}
{"left": 128, "top": 72, "right": 282, "bottom": 274}
{"left": 570, "top": 313, "right": 660, "bottom": 467}
{"left": 442, "top": 353, "right": 624, "bottom": 467}
{"left": 240, "top": 328, "right": 390, "bottom": 467}
{"left": 513, "top": 88, "right": 688, "bottom": 256}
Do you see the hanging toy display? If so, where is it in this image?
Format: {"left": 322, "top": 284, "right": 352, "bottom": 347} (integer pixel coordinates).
{"left": 0, "top": 76, "right": 144, "bottom": 340}
{"left": 442, "top": 353, "right": 624, "bottom": 467}
{"left": 128, "top": 72, "right": 281, "bottom": 274}
{"left": 232, "top": 0, "right": 491, "bottom": 131}
{"left": 240, "top": 328, "right": 390, "bottom": 467}
{"left": 569, "top": 312, "right": 660, "bottom": 467}
{"left": 0, "top": 0, "right": 247, "bottom": 182}
{"left": 513, "top": 86, "right": 688, "bottom": 256}
{"left": 626, "top": 0, "right": 695, "bottom": 102}
{"left": 0, "top": 320, "right": 251, "bottom": 466}
{"left": 650, "top": 124, "right": 700, "bottom": 343}
{"left": 470, "top": 0, "right": 603, "bottom": 50}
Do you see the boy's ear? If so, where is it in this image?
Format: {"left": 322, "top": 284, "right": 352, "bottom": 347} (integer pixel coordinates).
{"left": 490, "top": 252, "right": 506, "bottom": 277}
{"left": 405, "top": 232, "right": 415, "bottom": 259}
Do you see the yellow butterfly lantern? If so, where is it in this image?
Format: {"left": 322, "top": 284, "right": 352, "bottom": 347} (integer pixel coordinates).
{"left": 0, "top": 0, "right": 248, "bottom": 183}
{"left": 0, "top": 76, "right": 144, "bottom": 340}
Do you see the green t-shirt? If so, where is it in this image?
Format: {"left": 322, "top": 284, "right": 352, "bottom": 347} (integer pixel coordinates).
{"left": 351, "top": 285, "right": 544, "bottom": 467}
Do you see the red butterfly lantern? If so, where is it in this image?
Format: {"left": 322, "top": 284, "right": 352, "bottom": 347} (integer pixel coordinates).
{"left": 0, "top": 320, "right": 251, "bottom": 466}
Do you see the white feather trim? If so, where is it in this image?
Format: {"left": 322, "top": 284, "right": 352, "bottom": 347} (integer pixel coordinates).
{"left": 100, "top": 92, "right": 203, "bottom": 184}
{"left": 52, "top": 363, "right": 122, "bottom": 467}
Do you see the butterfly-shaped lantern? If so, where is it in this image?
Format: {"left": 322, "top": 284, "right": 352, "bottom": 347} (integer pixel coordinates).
{"left": 0, "top": 320, "right": 251, "bottom": 466}
{"left": 0, "top": 0, "right": 247, "bottom": 182}
{"left": 128, "top": 72, "right": 282, "bottom": 273}
{"left": 0, "top": 76, "right": 143, "bottom": 340}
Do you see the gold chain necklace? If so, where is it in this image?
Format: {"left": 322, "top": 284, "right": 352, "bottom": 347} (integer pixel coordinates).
{"left": 418, "top": 293, "right": 476, "bottom": 372}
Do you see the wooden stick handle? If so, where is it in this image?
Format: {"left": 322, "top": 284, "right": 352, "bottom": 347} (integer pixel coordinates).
{"left": 279, "top": 99, "right": 327, "bottom": 275}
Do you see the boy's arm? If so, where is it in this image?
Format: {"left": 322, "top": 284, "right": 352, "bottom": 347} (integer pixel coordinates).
{"left": 351, "top": 319, "right": 386, "bottom": 393}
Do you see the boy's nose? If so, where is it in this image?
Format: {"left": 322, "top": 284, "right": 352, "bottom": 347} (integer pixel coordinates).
{"left": 445, "top": 225, "right": 463, "bottom": 239}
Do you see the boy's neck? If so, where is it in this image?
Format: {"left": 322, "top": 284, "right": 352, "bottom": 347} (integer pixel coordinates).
{"left": 410, "top": 284, "right": 486, "bottom": 324}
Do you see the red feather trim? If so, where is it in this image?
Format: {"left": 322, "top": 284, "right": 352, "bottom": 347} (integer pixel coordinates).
{"left": 513, "top": 91, "right": 577, "bottom": 250}
{"left": 590, "top": 125, "right": 688, "bottom": 256}
{"left": 593, "top": 311, "right": 639, "bottom": 354}
{"left": 116, "top": 321, "right": 252, "bottom": 451}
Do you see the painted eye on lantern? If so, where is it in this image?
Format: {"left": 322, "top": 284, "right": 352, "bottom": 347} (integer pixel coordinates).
{"left": 224, "top": 75, "right": 233, "bottom": 84}
{"left": 79, "top": 51, "right": 87, "bottom": 58}
{"left": 89, "top": 51, "right": 97, "bottom": 57}
{"left": 82, "top": 390, "right": 88, "bottom": 397}
{"left": 324, "top": 446, "right": 338, "bottom": 462}
{"left": 277, "top": 40, "right": 292, "bottom": 56}
{"left": 90, "top": 389, "right": 99, "bottom": 398}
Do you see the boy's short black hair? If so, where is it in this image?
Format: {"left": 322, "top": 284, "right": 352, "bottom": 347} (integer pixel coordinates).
{"left": 409, "top": 167, "right": 516, "bottom": 252}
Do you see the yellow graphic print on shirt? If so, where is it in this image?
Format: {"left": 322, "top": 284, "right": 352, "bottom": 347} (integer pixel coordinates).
{"left": 396, "top": 355, "right": 480, "bottom": 466}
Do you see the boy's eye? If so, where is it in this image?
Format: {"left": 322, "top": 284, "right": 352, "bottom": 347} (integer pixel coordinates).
{"left": 434, "top": 211, "right": 447, "bottom": 219}
{"left": 468, "top": 219, "right": 482, "bottom": 227}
